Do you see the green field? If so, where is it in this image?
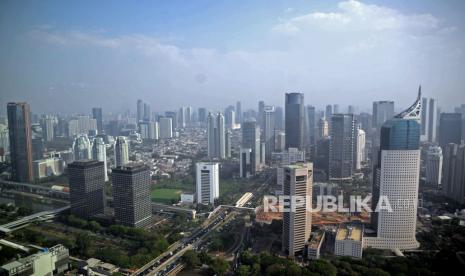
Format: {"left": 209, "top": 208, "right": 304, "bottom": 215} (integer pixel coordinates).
{"left": 151, "top": 188, "right": 182, "bottom": 204}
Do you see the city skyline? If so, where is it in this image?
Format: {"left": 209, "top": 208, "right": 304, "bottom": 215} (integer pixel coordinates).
{"left": 1, "top": 0, "right": 465, "bottom": 113}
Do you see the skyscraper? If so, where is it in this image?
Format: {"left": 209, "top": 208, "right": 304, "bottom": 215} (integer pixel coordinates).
{"left": 92, "top": 137, "right": 108, "bottom": 182}
{"left": 72, "top": 134, "right": 92, "bottom": 160}
{"left": 325, "top": 105, "right": 333, "bottom": 120}
{"left": 372, "top": 101, "right": 395, "bottom": 129}
{"left": 112, "top": 163, "right": 152, "bottom": 227}
{"left": 420, "top": 97, "right": 428, "bottom": 140}
{"left": 198, "top": 107, "right": 207, "bottom": 124}
{"left": 196, "top": 162, "right": 219, "bottom": 204}
{"left": 425, "top": 145, "right": 442, "bottom": 189}
{"left": 442, "top": 143, "right": 465, "bottom": 204}
{"left": 159, "top": 117, "right": 173, "bottom": 138}
{"left": 239, "top": 147, "right": 252, "bottom": 178}
{"left": 206, "top": 113, "right": 226, "bottom": 159}
{"left": 114, "top": 136, "right": 129, "bottom": 167}
{"left": 137, "top": 99, "right": 144, "bottom": 122}
{"left": 242, "top": 120, "right": 261, "bottom": 174}
{"left": 42, "top": 115, "right": 55, "bottom": 142}
{"left": 225, "top": 130, "right": 231, "bottom": 158}
{"left": 178, "top": 107, "right": 186, "bottom": 128}
{"left": 236, "top": 101, "right": 242, "bottom": 124}
{"left": 207, "top": 113, "right": 216, "bottom": 158}
{"left": 306, "top": 106, "right": 316, "bottom": 148}
{"left": 258, "top": 100, "right": 265, "bottom": 128}
{"left": 317, "top": 119, "right": 329, "bottom": 141}
{"left": 329, "top": 114, "right": 355, "bottom": 180}
{"left": 263, "top": 106, "right": 276, "bottom": 159}
{"left": 143, "top": 103, "right": 151, "bottom": 121}
{"left": 355, "top": 127, "right": 366, "bottom": 170}
{"left": 428, "top": 98, "right": 437, "bottom": 142}
{"left": 438, "top": 113, "right": 462, "bottom": 150}
{"left": 367, "top": 92, "right": 421, "bottom": 250}
{"left": 285, "top": 93, "right": 305, "bottom": 151}
{"left": 275, "top": 106, "right": 284, "bottom": 130}
{"left": 68, "top": 160, "right": 105, "bottom": 219}
{"left": 92, "top": 107, "right": 103, "bottom": 134}
{"left": 282, "top": 163, "right": 313, "bottom": 257}
{"left": 225, "top": 106, "right": 235, "bottom": 129}
{"left": 7, "top": 102, "right": 33, "bottom": 182}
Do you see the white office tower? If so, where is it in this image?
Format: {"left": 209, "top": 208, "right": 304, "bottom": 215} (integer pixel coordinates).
{"left": 72, "top": 134, "right": 92, "bottom": 160}
{"left": 114, "top": 136, "right": 129, "bottom": 167}
{"left": 425, "top": 145, "right": 442, "bottom": 189}
{"left": 282, "top": 163, "right": 313, "bottom": 257}
{"left": 207, "top": 113, "right": 216, "bottom": 157}
{"left": 196, "top": 162, "right": 219, "bottom": 205}
{"left": 159, "top": 117, "right": 173, "bottom": 139}
{"left": 366, "top": 90, "right": 422, "bottom": 250}
{"left": 275, "top": 131, "right": 285, "bottom": 152}
{"left": 92, "top": 137, "right": 108, "bottom": 181}
{"left": 216, "top": 113, "right": 226, "bottom": 159}
{"left": 240, "top": 147, "right": 252, "bottom": 178}
{"left": 139, "top": 121, "right": 159, "bottom": 140}
{"left": 206, "top": 112, "right": 226, "bottom": 159}
{"left": 317, "top": 119, "right": 329, "bottom": 141}
{"left": 427, "top": 98, "right": 437, "bottom": 142}
{"left": 263, "top": 105, "right": 276, "bottom": 160}
{"left": 355, "top": 128, "right": 366, "bottom": 170}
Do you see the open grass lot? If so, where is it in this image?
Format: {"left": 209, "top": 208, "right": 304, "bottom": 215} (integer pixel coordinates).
{"left": 151, "top": 188, "right": 182, "bottom": 204}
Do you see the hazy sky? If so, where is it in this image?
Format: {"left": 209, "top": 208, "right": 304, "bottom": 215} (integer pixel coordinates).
{"left": 1, "top": 0, "right": 465, "bottom": 114}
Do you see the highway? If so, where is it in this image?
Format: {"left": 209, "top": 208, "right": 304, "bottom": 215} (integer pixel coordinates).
{"left": 0, "top": 206, "right": 70, "bottom": 234}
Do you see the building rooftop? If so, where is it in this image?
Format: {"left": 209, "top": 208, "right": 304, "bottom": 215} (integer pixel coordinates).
{"left": 68, "top": 160, "right": 103, "bottom": 168}
{"left": 336, "top": 225, "right": 363, "bottom": 241}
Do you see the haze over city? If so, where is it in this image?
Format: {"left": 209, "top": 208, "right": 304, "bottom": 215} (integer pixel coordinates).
{"left": 1, "top": 0, "right": 465, "bottom": 113}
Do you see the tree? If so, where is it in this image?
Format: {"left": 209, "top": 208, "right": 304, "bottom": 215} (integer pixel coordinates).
{"left": 183, "top": 250, "right": 200, "bottom": 268}
{"left": 88, "top": 221, "right": 103, "bottom": 232}
{"left": 75, "top": 232, "right": 92, "bottom": 256}
{"left": 265, "top": 263, "right": 286, "bottom": 276}
{"left": 307, "top": 260, "right": 337, "bottom": 276}
{"left": 236, "top": 265, "right": 250, "bottom": 276}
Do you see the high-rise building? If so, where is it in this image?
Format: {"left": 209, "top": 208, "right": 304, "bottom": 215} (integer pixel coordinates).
{"left": 329, "top": 114, "right": 355, "bottom": 180}
{"left": 164, "top": 111, "right": 178, "bottom": 131}
{"left": 178, "top": 107, "right": 186, "bottom": 128}
{"left": 73, "top": 134, "right": 92, "bottom": 160}
{"left": 367, "top": 92, "right": 421, "bottom": 250}
{"left": 225, "top": 106, "right": 235, "bottom": 129}
{"left": 143, "top": 103, "right": 151, "bottom": 121}
{"left": 425, "top": 145, "right": 442, "bottom": 189}
{"left": 137, "top": 99, "right": 144, "bottom": 122}
{"left": 236, "top": 101, "right": 242, "bottom": 123}
{"left": 372, "top": 101, "right": 394, "bottom": 129}
{"left": 242, "top": 120, "right": 261, "bottom": 173}
{"left": 275, "top": 131, "right": 285, "bottom": 152}
{"left": 159, "top": 117, "right": 173, "bottom": 138}
{"left": 68, "top": 160, "right": 105, "bottom": 218}
{"left": 275, "top": 106, "right": 284, "bottom": 130}
{"left": 258, "top": 100, "right": 265, "bottom": 128}
{"left": 333, "top": 104, "right": 340, "bottom": 114}
{"left": 7, "top": 102, "right": 33, "bottom": 182}
{"left": 442, "top": 143, "right": 465, "bottom": 204}
{"left": 42, "top": 115, "right": 55, "bottom": 142}
{"left": 325, "top": 105, "right": 333, "bottom": 120}
{"left": 114, "top": 136, "right": 129, "bottom": 167}
{"left": 92, "top": 137, "right": 108, "bottom": 182}
{"left": 206, "top": 113, "right": 226, "bottom": 159}
{"left": 355, "top": 127, "right": 366, "bottom": 170}
{"left": 225, "top": 130, "right": 231, "bottom": 158}
{"left": 427, "top": 99, "right": 437, "bottom": 142}
{"left": 282, "top": 163, "right": 313, "bottom": 257}
{"left": 306, "top": 106, "right": 316, "bottom": 148}
{"left": 285, "top": 93, "right": 305, "bottom": 151}
{"left": 420, "top": 97, "right": 428, "bottom": 140}
{"left": 317, "top": 119, "right": 329, "bottom": 141}
{"left": 92, "top": 107, "right": 103, "bottom": 134}
{"left": 186, "top": 106, "right": 192, "bottom": 126}
{"left": 196, "top": 162, "right": 219, "bottom": 204}
{"left": 198, "top": 108, "right": 207, "bottom": 124}
{"left": 263, "top": 106, "right": 276, "bottom": 159}
{"left": 139, "top": 121, "right": 159, "bottom": 140}
{"left": 239, "top": 147, "right": 252, "bottom": 178}
{"left": 112, "top": 163, "right": 152, "bottom": 227}
{"left": 438, "top": 113, "right": 462, "bottom": 150}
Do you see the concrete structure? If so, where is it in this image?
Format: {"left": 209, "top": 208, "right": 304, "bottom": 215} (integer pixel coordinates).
{"left": 438, "top": 113, "right": 462, "bottom": 150}
{"left": 159, "top": 117, "right": 173, "bottom": 138}
{"left": 196, "top": 162, "right": 219, "bottom": 205}
{"left": 112, "top": 163, "right": 152, "bottom": 227}
{"left": 275, "top": 131, "right": 285, "bottom": 152}
{"left": 92, "top": 137, "right": 108, "bottom": 182}
{"left": 367, "top": 91, "right": 421, "bottom": 250}
{"left": 442, "top": 143, "right": 465, "bottom": 204}
{"left": 139, "top": 121, "right": 159, "bottom": 140}
{"left": 114, "top": 136, "right": 129, "bottom": 167}
{"left": 335, "top": 224, "right": 363, "bottom": 258}
{"left": 68, "top": 160, "right": 105, "bottom": 219}
{"left": 206, "top": 113, "right": 226, "bottom": 159}
{"left": 285, "top": 93, "right": 305, "bottom": 151}
{"left": 7, "top": 102, "right": 33, "bottom": 182}
{"left": 0, "top": 244, "right": 69, "bottom": 276}
{"left": 73, "top": 134, "right": 92, "bottom": 160}
{"left": 282, "top": 163, "right": 313, "bottom": 257}
{"left": 271, "top": 148, "right": 305, "bottom": 166}
{"left": 180, "top": 193, "right": 195, "bottom": 204}
{"left": 239, "top": 147, "right": 252, "bottom": 178}
{"left": 263, "top": 105, "right": 276, "bottom": 159}
{"left": 425, "top": 145, "right": 442, "bottom": 188}
{"left": 307, "top": 231, "right": 325, "bottom": 260}
{"left": 92, "top": 107, "right": 103, "bottom": 134}
{"left": 329, "top": 114, "right": 355, "bottom": 180}
{"left": 355, "top": 127, "right": 366, "bottom": 170}
{"left": 33, "top": 157, "right": 65, "bottom": 180}
{"left": 372, "top": 101, "right": 394, "bottom": 129}
{"left": 43, "top": 115, "right": 55, "bottom": 142}
{"left": 242, "top": 120, "right": 261, "bottom": 174}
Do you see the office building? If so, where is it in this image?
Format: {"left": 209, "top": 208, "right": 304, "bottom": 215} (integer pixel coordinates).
{"left": 275, "top": 106, "right": 284, "bottom": 130}
{"left": 335, "top": 224, "right": 363, "bottom": 259}
{"left": 258, "top": 100, "right": 265, "bottom": 128}
{"left": 306, "top": 105, "right": 316, "bottom": 149}
{"left": 329, "top": 114, "right": 355, "bottom": 180}
{"left": 366, "top": 92, "right": 421, "bottom": 250}
{"left": 68, "top": 160, "right": 105, "bottom": 218}
{"left": 271, "top": 148, "right": 305, "bottom": 166}
{"left": 114, "top": 136, "right": 129, "bottom": 167}
{"left": 206, "top": 112, "right": 226, "bottom": 159}
{"left": 225, "top": 106, "right": 235, "bottom": 129}
{"left": 92, "top": 107, "right": 103, "bottom": 134}
{"left": 159, "top": 117, "right": 173, "bottom": 138}
{"left": 275, "top": 131, "right": 285, "bottom": 152}
{"left": 263, "top": 105, "right": 276, "bottom": 159}
{"left": 225, "top": 130, "right": 231, "bottom": 158}
{"left": 33, "top": 157, "right": 65, "bottom": 180}
{"left": 240, "top": 147, "right": 252, "bottom": 178}
{"left": 282, "top": 163, "right": 313, "bottom": 257}
{"left": 143, "top": 103, "right": 151, "bottom": 121}
{"left": 43, "top": 115, "right": 55, "bottom": 142}
{"left": 198, "top": 107, "right": 207, "bottom": 124}
{"left": 317, "top": 119, "right": 329, "bottom": 141}
{"left": 164, "top": 111, "right": 178, "bottom": 131}
{"left": 285, "top": 93, "right": 305, "bottom": 151}
{"left": 7, "top": 102, "right": 33, "bottom": 182}
{"left": 372, "top": 101, "right": 394, "bottom": 129}
{"left": 139, "top": 121, "right": 159, "bottom": 140}
{"left": 137, "top": 99, "right": 144, "bottom": 122}
{"left": 236, "top": 101, "right": 242, "bottom": 123}
{"left": 196, "top": 162, "right": 219, "bottom": 204}
{"left": 178, "top": 107, "right": 186, "bottom": 128}
{"left": 438, "top": 113, "right": 462, "bottom": 150}
{"left": 72, "top": 134, "right": 92, "bottom": 160}
{"left": 92, "top": 137, "right": 108, "bottom": 182}
{"left": 355, "top": 127, "right": 366, "bottom": 170}
{"left": 428, "top": 99, "right": 437, "bottom": 142}
{"left": 425, "top": 145, "right": 442, "bottom": 189}
{"left": 242, "top": 120, "right": 261, "bottom": 173}
{"left": 325, "top": 105, "right": 333, "bottom": 120}
{"left": 442, "top": 143, "right": 465, "bottom": 204}
{"left": 112, "top": 163, "right": 152, "bottom": 227}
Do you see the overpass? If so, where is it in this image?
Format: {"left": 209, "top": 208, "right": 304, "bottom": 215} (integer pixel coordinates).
{"left": 0, "top": 180, "right": 69, "bottom": 200}
{"left": 0, "top": 206, "right": 70, "bottom": 234}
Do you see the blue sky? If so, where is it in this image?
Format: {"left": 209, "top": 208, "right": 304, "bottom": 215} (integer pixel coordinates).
{"left": 1, "top": 0, "right": 465, "bottom": 114}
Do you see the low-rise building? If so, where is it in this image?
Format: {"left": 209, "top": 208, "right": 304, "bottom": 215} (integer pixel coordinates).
{"left": 334, "top": 224, "right": 363, "bottom": 258}
{"left": 33, "top": 157, "right": 65, "bottom": 179}
{"left": 307, "top": 231, "right": 325, "bottom": 260}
